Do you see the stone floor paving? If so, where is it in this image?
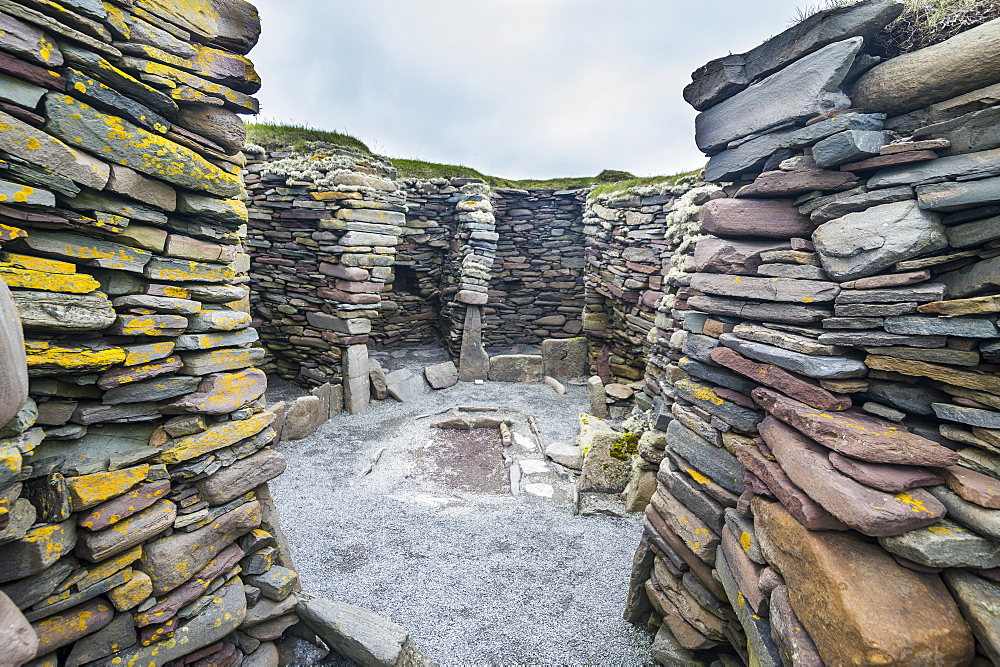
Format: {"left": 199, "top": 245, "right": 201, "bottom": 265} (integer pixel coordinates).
{"left": 267, "top": 344, "right": 654, "bottom": 665}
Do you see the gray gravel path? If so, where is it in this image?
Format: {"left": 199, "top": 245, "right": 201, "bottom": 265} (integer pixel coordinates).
{"left": 268, "top": 346, "right": 654, "bottom": 665}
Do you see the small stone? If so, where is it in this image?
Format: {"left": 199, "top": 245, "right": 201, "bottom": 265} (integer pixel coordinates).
{"left": 879, "top": 519, "right": 1000, "bottom": 568}
{"left": 423, "top": 361, "right": 458, "bottom": 390}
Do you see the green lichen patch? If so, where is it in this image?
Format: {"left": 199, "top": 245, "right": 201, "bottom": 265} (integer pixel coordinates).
{"left": 609, "top": 433, "right": 640, "bottom": 461}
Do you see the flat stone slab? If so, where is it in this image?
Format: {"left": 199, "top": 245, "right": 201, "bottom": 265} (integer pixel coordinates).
{"left": 719, "top": 333, "right": 866, "bottom": 379}
{"left": 942, "top": 569, "right": 1000, "bottom": 664}
{"left": 690, "top": 273, "right": 839, "bottom": 303}
{"left": 940, "top": 465, "right": 1000, "bottom": 509}
{"left": 879, "top": 519, "right": 1000, "bottom": 569}
{"left": 710, "top": 347, "right": 850, "bottom": 411}
{"left": 813, "top": 200, "right": 948, "bottom": 281}
{"left": 666, "top": 419, "right": 744, "bottom": 494}
{"left": 487, "top": 355, "right": 543, "bottom": 383}
{"left": 688, "top": 295, "right": 831, "bottom": 325}
{"left": 694, "top": 37, "right": 861, "bottom": 153}
{"left": 762, "top": 417, "right": 945, "bottom": 537}
{"left": 423, "top": 361, "right": 458, "bottom": 390}
{"left": 700, "top": 198, "right": 814, "bottom": 238}
{"left": 298, "top": 597, "right": 425, "bottom": 667}
{"left": 693, "top": 237, "right": 790, "bottom": 275}
{"left": 753, "top": 387, "right": 959, "bottom": 467}
{"left": 673, "top": 378, "right": 762, "bottom": 435}
{"left": 828, "top": 452, "right": 943, "bottom": 493}
{"left": 754, "top": 497, "right": 975, "bottom": 666}
{"left": 735, "top": 169, "right": 857, "bottom": 197}
{"left": 928, "top": 485, "right": 1000, "bottom": 542}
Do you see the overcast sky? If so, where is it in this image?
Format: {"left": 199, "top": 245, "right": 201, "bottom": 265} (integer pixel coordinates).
{"left": 250, "top": 0, "right": 810, "bottom": 180}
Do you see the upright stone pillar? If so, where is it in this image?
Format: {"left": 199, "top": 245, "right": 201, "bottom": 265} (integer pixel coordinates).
{"left": 343, "top": 344, "right": 371, "bottom": 414}
{"left": 459, "top": 305, "right": 490, "bottom": 382}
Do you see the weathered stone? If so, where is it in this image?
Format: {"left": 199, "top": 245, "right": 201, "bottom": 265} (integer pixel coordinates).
{"left": 942, "top": 568, "right": 1000, "bottom": 664}
{"left": 812, "top": 130, "right": 886, "bottom": 168}
{"left": 156, "top": 412, "right": 272, "bottom": 464}
{"left": 688, "top": 295, "right": 830, "bottom": 325}
{"left": 579, "top": 429, "right": 633, "bottom": 494}
{"left": 0, "top": 282, "right": 28, "bottom": 428}
{"left": 103, "top": 578, "right": 246, "bottom": 666}
{"left": 917, "top": 175, "right": 1000, "bottom": 211}
{"left": 243, "top": 565, "right": 297, "bottom": 601}
{"left": 693, "top": 237, "right": 791, "bottom": 275}
{"left": 928, "top": 485, "right": 1000, "bottom": 542}
{"left": 733, "top": 323, "right": 843, "bottom": 356}
{"left": 666, "top": 419, "right": 744, "bottom": 494}
{"left": 0, "top": 520, "right": 76, "bottom": 583}
{"left": 754, "top": 497, "right": 974, "bottom": 667}
{"left": 867, "top": 354, "right": 1000, "bottom": 396}
{"left": 761, "top": 417, "right": 945, "bottom": 536}
{"left": 141, "top": 500, "right": 260, "bottom": 595}
{"left": 487, "top": 354, "right": 543, "bottom": 382}
{"left": 828, "top": 452, "right": 943, "bottom": 494}
{"left": 700, "top": 198, "right": 814, "bottom": 238}
{"left": 753, "top": 388, "right": 959, "bottom": 467}
{"left": 813, "top": 200, "right": 947, "bottom": 281}
{"left": 298, "top": 598, "right": 428, "bottom": 667}
{"left": 65, "top": 610, "right": 136, "bottom": 667}
{"left": 853, "top": 18, "right": 1000, "bottom": 116}
{"left": 940, "top": 465, "right": 1000, "bottom": 509}
{"left": 769, "top": 585, "right": 822, "bottom": 667}
{"left": 720, "top": 334, "right": 866, "bottom": 379}
{"left": 879, "top": 519, "right": 1000, "bottom": 569}
{"left": 715, "top": 550, "right": 782, "bottom": 666}
{"left": 810, "top": 185, "right": 916, "bottom": 223}
{"left": 840, "top": 149, "right": 938, "bottom": 172}
{"left": 161, "top": 368, "right": 266, "bottom": 415}
{"left": 679, "top": 357, "right": 758, "bottom": 397}
{"left": 45, "top": 93, "right": 240, "bottom": 196}
{"left": 195, "top": 449, "right": 285, "bottom": 506}
{"left": 650, "top": 489, "right": 720, "bottom": 562}
{"left": 31, "top": 598, "right": 114, "bottom": 655}
{"left": 75, "top": 499, "right": 175, "bottom": 562}
{"left": 736, "top": 169, "right": 857, "bottom": 198}
{"left": 423, "top": 361, "right": 458, "bottom": 390}
{"left": 173, "top": 328, "right": 259, "bottom": 351}
{"left": 106, "top": 164, "right": 176, "bottom": 211}
{"left": 0, "top": 110, "right": 109, "bottom": 190}
{"left": 690, "top": 273, "right": 839, "bottom": 303}
{"left": 0, "top": 591, "right": 36, "bottom": 665}
{"left": 77, "top": 480, "right": 170, "bottom": 531}
{"left": 710, "top": 347, "right": 850, "bottom": 411}
{"left": 540, "top": 337, "right": 588, "bottom": 379}
{"left": 685, "top": 0, "right": 901, "bottom": 110}
{"left": 179, "top": 347, "right": 265, "bottom": 375}
{"left": 695, "top": 38, "right": 861, "bottom": 153}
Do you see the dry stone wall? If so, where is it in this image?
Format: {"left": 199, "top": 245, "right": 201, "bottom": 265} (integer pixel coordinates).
{"left": 0, "top": 1, "right": 310, "bottom": 664}
{"left": 626, "top": 3, "right": 1000, "bottom": 665}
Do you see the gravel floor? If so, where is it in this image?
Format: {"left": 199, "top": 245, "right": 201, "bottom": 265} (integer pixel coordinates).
{"left": 267, "top": 345, "right": 654, "bottom": 665}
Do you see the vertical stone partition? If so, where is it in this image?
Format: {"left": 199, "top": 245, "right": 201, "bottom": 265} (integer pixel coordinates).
{"left": 0, "top": 0, "right": 306, "bottom": 663}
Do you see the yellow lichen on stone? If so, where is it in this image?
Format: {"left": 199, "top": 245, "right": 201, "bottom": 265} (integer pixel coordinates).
{"left": 109, "top": 570, "right": 152, "bottom": 612}
{"left": 156, "top": 412, "right": 274, "bottom": 464}
{"left": 24, "top": 340, "right": 126, "bottom": 371}
{"left": 23, "top": 523, "right": 73, "bottom": 566}
{"left": 66, "top": 465, "right": 150, "bottom": 511}
{"left": 76, "top": 546, "right": 143, "bottom": 590}
{"left": 124, "top": 341, "right": 176, "bottom": 366}
{"left": 0, "top": 252, "right": 76, "bottom": 274}
{"left": 0, "top": 266, "right": 100, "bottom": 293}
{"left": 151, "top": 260, "right": 235, "bottom": 283}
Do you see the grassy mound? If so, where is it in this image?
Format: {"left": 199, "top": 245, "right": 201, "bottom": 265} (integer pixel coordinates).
{"left": 245, "top": 122, "right": 371, "bottom": 154}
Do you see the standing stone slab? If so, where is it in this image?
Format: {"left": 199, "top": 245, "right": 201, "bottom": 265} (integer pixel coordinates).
{"left": 769, "top": 585, "right": 823, "bottom": 667}
{"left": 753, "top": 497, "right": 975, "bottom": 666}
{"left": 813, "top": 200, "right": 948, "bottom": 281}
{"left": 695, "top": 38, "right": 862, "bottom": 153}
{"left": 459, "top": 305, "right": 489, "bottom": 381}
{"left": 541, "top": 337, "right": 588, "bottom": 380}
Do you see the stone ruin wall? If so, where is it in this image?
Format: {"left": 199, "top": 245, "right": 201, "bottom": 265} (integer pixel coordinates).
{"left": 623, "top": 2, "right": 1000, "bottom": 665}
{"left": 0, "top": 0, "right": 319, "bottom": 664}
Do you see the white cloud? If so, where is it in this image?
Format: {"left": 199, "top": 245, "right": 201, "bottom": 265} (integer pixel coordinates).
{"left": 250, "top": 0, "right": 811, "bottom": 178}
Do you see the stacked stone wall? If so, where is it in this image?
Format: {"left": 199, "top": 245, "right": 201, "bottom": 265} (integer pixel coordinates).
{"left": 0, "top": 0, "right": 310, "bottom": 664}
{"left": 626, "top": 3, "right": 1000, "bottom": 664}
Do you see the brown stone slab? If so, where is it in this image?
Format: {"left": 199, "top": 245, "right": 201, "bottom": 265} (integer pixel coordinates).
{"left": 753, "top": 387, "right": 959, "bottom": 467}
{"left": 881, "top": 139, "right": 952, "bottom": 155}
{"left": 77, "top": 480, "right": 171, "bottom": 532}
{"left": 737, "top": 445, "right": 849, "bottom": 531}
{"left": 710, "top": 347, "right": 850, "bottom": 411}
{"left": 828, "top": 452, "right": 944, "bottom": 493}
{"left": 195, "top": 448, "right": 286, "bottom": 506}
{"left": 76, "top": 499, "right": 176, "bottom": 563}
{"left": 918, "top": 295, "right": 1000, "bottom": 316}
{"left": 650, "top": 489, "right": 720, "bottom": 564}
{"left": 840, "top": 269, "right": 930, "bottom": 290}
{"left": 866, "top": 354, "right": 1000, "bottom": 396}
{"left": 761, "top": 417, "right": 945, "bottom": 537}
{"left": 840, "top": 149, "right": 938, "bottom": 171}
{"left": 700, "top": 198, "right": 815, "bottom": 239}
{"left": 643, "top": 504, "right": 726, "bottom": 602}
{"left": 753, "top": 497, "right": 975, "bottom": 666}
{"left": 940, "top": 465, "right": 1000, "bottom": 509}
{"left": 96, "top": 355, "right": 182, "bottom": 390}
{"left": 735, "top": 170, "right": 857, "bottom": 198}
{"left": 720, "top": 525, "right": 766, "bottom": 613}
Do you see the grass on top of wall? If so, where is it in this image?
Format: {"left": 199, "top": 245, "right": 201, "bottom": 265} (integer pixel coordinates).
{"left": 588, "top": 168, "right": 705, "bottom": 198}
{"left": 793, "top": 0, "right": 1000, "bottom": 57}
{"left": 391, "top": 161, "right": 640, "bottom": 191}
{"left": 245, "top": 122, "right": 372, "bottom": 154}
